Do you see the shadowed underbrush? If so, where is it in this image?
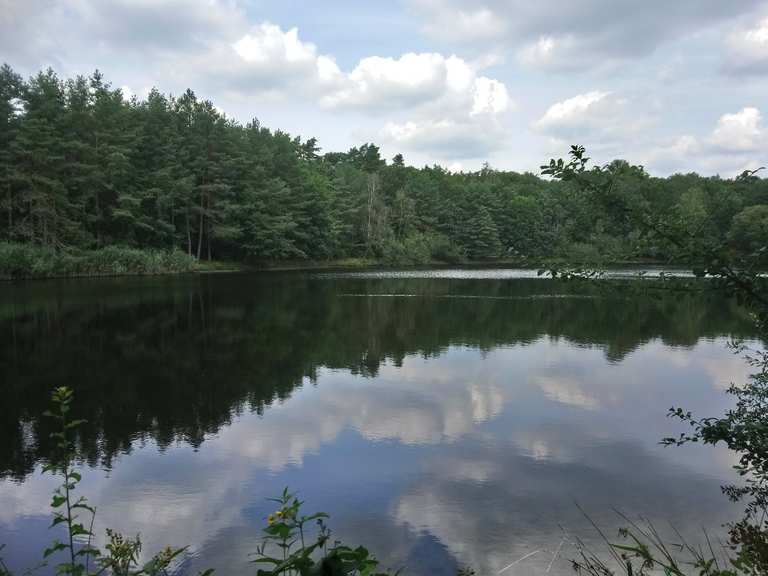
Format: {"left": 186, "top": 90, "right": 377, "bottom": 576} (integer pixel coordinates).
{"left": 0, "top": 243, "right": 197, "bottom": 279}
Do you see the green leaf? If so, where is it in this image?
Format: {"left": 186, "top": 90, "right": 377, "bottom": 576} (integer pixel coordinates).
{"left": 69, "top": 524, "right": 91, "bottom": 537}
{"left": 43, "top": 541, "right": 67, "bottom": 558}
{"left": 75, "top": 546, "right": 101, "bottom": 558}
{"left": 250, "top": 558, "right": 281, "bottom": 566}
{"left": 50, "top": 513, "right": 68, "bottom": 528}
{"left": 72, "top": 501, "right": 95, "bottom": 513}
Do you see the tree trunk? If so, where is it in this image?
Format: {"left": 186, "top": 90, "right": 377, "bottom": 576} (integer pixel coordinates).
{"left": 28, "top": 198, "right": 34, "bottom": 244}
{"left": 6, "top": 183, "right": 11, "bottom": 237}
{"left": 196, "top": 191, "right": 204, "bottom": 260}
{"left": 206, "top": 193, "right": 212, "bottom": 261}
{"left": 51, "top": 195, "right": 57, "bottom": 250}
{"left": 366, "top": 173, "right": 378, "bottom": 253}
{"left": 186, "top": 210, "right": 192, "bottom": 256}
{"left": 94, "top": 190, "right": 101, "bottom": 247}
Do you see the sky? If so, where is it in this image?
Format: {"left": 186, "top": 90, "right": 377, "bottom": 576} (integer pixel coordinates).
{"left": 1, "top": 0, "right": 768, "bottom": 176}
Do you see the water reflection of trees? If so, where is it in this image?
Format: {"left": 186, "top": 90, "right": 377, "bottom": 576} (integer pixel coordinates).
{"left": 0, "top": 274, "right": 756, "bottom": 480}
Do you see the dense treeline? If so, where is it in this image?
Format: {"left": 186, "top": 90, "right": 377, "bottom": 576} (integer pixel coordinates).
{"left": 2, "top": 64, "right": 768, "bottom": 268}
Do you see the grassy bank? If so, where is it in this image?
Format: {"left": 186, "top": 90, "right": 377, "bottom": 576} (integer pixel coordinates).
{"left": 0, "top": 243, "right": 198, "bottom": 280}
{"left": 0, "top": 242, "right": 691, "bottom": 281}
{"left": 0, "top": 243, "right": 463, "bottom": 281}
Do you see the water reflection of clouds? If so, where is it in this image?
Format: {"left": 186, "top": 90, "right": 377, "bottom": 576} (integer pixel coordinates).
{"left": 649, "top": 341, "right": 757, "bottom": 390}
{"left": 219, "top": 354, "right": 507, "bottom": 470}
{"left": 0, "top": 337, "right": 754, "bottom": 574}
{"left": 535, "top": 374, "right": 601, "bottom": 409}
{"left": 393, "top": 438, "right": 736, "bottom": 576}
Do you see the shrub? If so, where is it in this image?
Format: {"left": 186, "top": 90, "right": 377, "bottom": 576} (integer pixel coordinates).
{"left": 381, "top": 232, "right": 465, "bottom": 266}
{"left": 381, "top": 233, "right": 431, "bottom": 266}
{"left": 0, "top": 243, "right": 197, "bottom": 279}
{"left": 252, "top": 488, "right": 393, "bottom": 576}
{"left": 429, "top": 234, "right": 465, "bottom": 264}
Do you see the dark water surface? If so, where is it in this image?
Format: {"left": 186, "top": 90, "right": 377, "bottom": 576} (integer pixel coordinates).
{"left": 0, "top": 270, "right": 760, "bottom": 575}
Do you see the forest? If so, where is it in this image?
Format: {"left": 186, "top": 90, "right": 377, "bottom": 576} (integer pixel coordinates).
{"left": 1, "top": 63, "right": 768, "bottom": 276}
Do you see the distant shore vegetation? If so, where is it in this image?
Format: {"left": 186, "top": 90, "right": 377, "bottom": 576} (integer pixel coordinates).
{"left": 1, "top": 64, "right": 767, "bottom": 279}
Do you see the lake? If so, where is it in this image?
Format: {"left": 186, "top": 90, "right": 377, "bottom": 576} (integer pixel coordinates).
{"left": 0, "top": 269, "right": 758, "bottom": 575}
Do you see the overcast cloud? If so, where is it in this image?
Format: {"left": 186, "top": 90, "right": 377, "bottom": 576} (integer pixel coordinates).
{"left": 2, "top": 0, "right": 767, "bottom": 175}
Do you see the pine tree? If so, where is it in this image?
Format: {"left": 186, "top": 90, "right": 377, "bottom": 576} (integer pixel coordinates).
{"left": 124, "top": 88, "right": 178, "bottom": 248}
{"left": 11, "top": 69, "right": 73, "bottom": 247}
{"left": 0, "top": 64, "right": 23, "bottom": 241}
{"left": 464, "top": 204, "right": 502, "bottom": 259}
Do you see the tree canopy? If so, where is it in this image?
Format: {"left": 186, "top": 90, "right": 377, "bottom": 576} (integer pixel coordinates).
{"left": 2, "top": 65, "right": 767, "bottom": 266}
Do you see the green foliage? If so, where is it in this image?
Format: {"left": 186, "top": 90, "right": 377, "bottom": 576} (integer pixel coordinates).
{"left": 428, "top": 233, "right": 465, "bottom": 263}
{"left": 462, "top": 205, "right": 502, "bottom": 260}
{"left": 0, "top": 546, "right": 9, "bottom": 576}
{"left": 41, "top": 386, "right": 100, "bottom": 576}
{"left": 3, "top": 65, "right": 768, "bottom": 275}
{"left": 379, "top": 231, "right": 468, "bottom": 266}
{"left": 571, "top": 513, "right": 738, "bottom": 576}
{"left": 0, "top": 243, "right": 196, "bottom": 278}
{"left": 252, "top": 488, "right": 393, "bottom": 576}
{"left": 729, "top": 205, "right": 768, "bottom": 259}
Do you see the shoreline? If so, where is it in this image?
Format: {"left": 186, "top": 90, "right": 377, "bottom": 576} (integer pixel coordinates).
{"left": 0, "top": 241, "right": 703, "bottom": 282}
{"left": 1, "top": 257, "right": 695, "bottom": 282}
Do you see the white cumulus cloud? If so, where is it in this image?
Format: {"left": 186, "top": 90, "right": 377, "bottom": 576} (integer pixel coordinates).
{"left": 322, "top": 52, "right": 510, "bottom": 117}
{"left": 644, "top": 107, "right": 767, "bottom": 176}
{"left": 180, "top": 21, "right": 513, "bottom": 164}
{"left": 195, "top": 22, "right": 345, "bottom": 98}
{"left": 233, "top": 25, "right": 317, "bottom": 65}
{"left": 534, "top": 90, "right": 611, "bottom": 133}
{"left": 470, "top": 76, "right": 509, "bottom": 115}
{"left": 724, "top": 17, "right": 768, "bottom": 75}
{"left": 709, "top": 107, "right": 765, "bottom": 152}
{"left": 532, "top": 90, "right": 648, "bottom": 145}
{"left": 380, "top": 117, "right": 507, "bottom": 160}
{"left": 322, "top": 51, "right": 512, "bottom": 162}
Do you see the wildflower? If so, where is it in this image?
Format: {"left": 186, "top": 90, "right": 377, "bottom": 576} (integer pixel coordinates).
{"left": 268, "top": 514, "right": 274, "bottom": 525}
{"left": 276, "top": 510, "right": 283, "bottom": 518}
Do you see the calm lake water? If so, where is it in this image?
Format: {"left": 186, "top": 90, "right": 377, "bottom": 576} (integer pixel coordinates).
{"left": 0, "top": 270, "right": 759, "bottom": 575}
